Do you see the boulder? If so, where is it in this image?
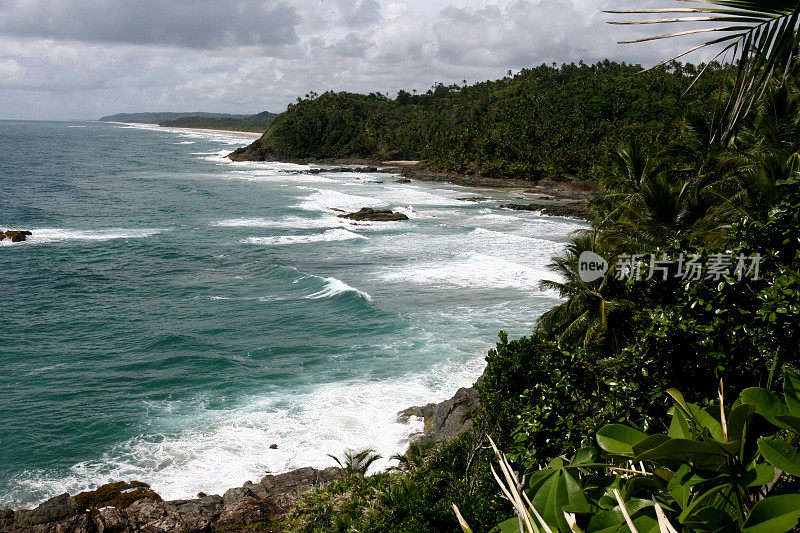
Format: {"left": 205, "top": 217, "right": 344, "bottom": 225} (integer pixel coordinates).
{"left": 337, "top": 208, "right": 409, "bottom": 221}
{"left": 74, "top": 481, "right": 161, "bottom": 510}
{"left": 397, "top": 386, "right": 480, "bottom": 445}
{"left": 4, "top": 231, "right": 32, "bottom": 243}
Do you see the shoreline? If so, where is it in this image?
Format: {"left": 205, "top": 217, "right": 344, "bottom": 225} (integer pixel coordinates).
{"left": 0, "top": 124, "right": 576, "bottom": 529}
{"left": 148, "top": 124, "right": 597, "bottom": 218}
{"left": 226, "top": 147, "right": 597, "bottom": 219}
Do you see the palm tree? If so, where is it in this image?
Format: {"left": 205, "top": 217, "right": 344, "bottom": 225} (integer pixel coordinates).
{"left": 608, "top": 0, "right": 800, "bottom": 141}
{"left": 538, "top": 231, "right": 635, "bottom": 353}
{"left": 327, "top": 448, "right": 383, "bottom": 476}
{"left": 590, "top": 140, "right": 666, "bottom": 226}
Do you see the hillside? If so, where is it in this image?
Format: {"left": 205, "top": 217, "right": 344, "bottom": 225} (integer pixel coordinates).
{"left": 231, "top": 61, "right": 727, "bottom": 182}
{"left": 98, "top": 111, "right": 251, "bottom": 123}
{"left": 158, "top": 111, "right": 278, "bottom": 132}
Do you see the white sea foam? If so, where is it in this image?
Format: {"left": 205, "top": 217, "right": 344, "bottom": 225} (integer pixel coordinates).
{"left": 243, "top": 229, "right": 367, "bottom": 246}
{"left": 214, "top": 216, "right": 344, "bottom": 229}
{"left": 305, "top": 277, "right": 373, "bottom": 301}
{"left": 2, "top": 354, "right": 484, "bottom": 507}
{"left": 380, "top": 252, "right": 552, "bottom": 291}
{"left": 174, "top": 141, "right": 196, "bottom": 145}
{"left": 1, "top": 228, "right": 161, "bottom": 245}
{"left": 294, "top": 188, "right": 387, "bottom": 213}
{"left": 225, "top": 169, "right": 335, "bottom": 183}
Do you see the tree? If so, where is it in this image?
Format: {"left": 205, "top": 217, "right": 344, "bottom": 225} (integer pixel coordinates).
{"left": 608, "top": 0, "right": 800, "bottom": 141}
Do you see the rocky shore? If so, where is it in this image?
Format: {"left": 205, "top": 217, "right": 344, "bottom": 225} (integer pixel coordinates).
{"left": 227, "top": 144, "right": 596, "bottom": 220}
{"left": 1, "top": 384, "right": 481, "bottom": 533}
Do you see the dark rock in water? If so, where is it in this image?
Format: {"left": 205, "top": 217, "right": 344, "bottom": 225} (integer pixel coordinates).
{"left": 0, "top": 467, "right": 343, "bottom": 532}
{"left": 395, "top": 178, "right": 412, "bottom": 183}
{"left": 338, "top": 207, "right": 409, "bottom": 221}
{"left": 500, "top": 202, "right": 587, "bottom": 219}
{"left": 457, "top": 197, "right": 489, "bottom": 202}
{"left": 269, "top": 443, "right": 278, "bottom": 449}
{"left": 4, "top": 230, "right": 32, "bottom": 243}
{"left": 328, "top": 207, "right": 346, "bottom": 213}
{"left": 397, "top": 386, "right": 480, "bottom": 445}
{"left": 499, "top": 203, "right": 539, "bottom": 211}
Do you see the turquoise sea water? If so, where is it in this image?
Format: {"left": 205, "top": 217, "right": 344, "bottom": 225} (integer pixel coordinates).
{"left": 0, "top": 120, "right": 582, "bottom": 507}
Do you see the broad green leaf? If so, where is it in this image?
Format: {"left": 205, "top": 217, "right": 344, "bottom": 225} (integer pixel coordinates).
{"left": 758, "top": 437, "right": 800, "bottom": 476}
{"left": 668, "top": 408, "right": 692, "bottom": 439}
{"left": 784, "top": 371, "right": 800, "bottom": 416}
{"left": 531, "top": 467, "right": 569, "bottom": 531}
{"left": 742, "top": 494, "right": 800, "bottom": 533}
{"left": 681, "top": 505, "right": 737, "bottom": 532}
{"left": 727, "top": 404, "right": 756, "bottom": 445}
{"left": 775, "top": 414, "right": 800, "bottom": 434}
{"left": 596, "top": 424, "right": 647, "bottom": 455}
{"left": 666, "top": 388, "right": 693, "bottom": 419}
{"left": 740, "top": 387, "right": 788, "bottom": 427}
{"left": 747, "top": 462, "right": 778, "bottom": 487}
{"left": 689, "top": 405, "right": 724, "bottom": 441}
{"left": 636, "top": 438, "right": 728, "bottom": 463}
{"left": 667, "top": 464, "right": 695, "bottom": 510}
{"left": 563, "top": 470, "right": 592, "bottom": 514}
{"left": 633, "top": 434, "right": 670, "bottom": 456}
{"left": 494, "top": 517, "right": 521, "bottom": 533}
{"left": 572, "top": 446, "right": 601, "bottom": 466}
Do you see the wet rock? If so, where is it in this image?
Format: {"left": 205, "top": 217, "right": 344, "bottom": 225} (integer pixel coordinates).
{"left": 74, "top": 481, "right": 161, "bottom": 510}
{"left": 395, "top": 178, "right": 412, "bottom": 183}
{"left": 4, "top": 230, "right": 32, "bottom": 242}
{"left": 500, "top": 202, "right": 587, "bottom": 219}
{"left": 457, "top": 197, "right": 489, "bottom": 202}
{"left": 269, "top": 444, "right": 278, "bottom": 449}
{"left": 14, "top": 494, "right": 83, "bottom": 527}
{"left": 337, "top": 207, "right": 409, "bottom": 221}
{"left": 0, "top": 468, "right": 342, "bottom": 532}
{"left": 398, "top": 386, "right": 480, "bottom": 445}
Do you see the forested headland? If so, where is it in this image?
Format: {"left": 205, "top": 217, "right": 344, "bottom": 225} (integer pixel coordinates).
{"left": 158, "top": 110, "right": 277, "bottom": 132}
{"left": 231, "top": 61, "right": 727, "bottom": 182}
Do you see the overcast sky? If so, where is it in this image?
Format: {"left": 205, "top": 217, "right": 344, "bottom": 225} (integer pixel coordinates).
{"left": 0, "top": 0, "right": 718, "bottom": 120}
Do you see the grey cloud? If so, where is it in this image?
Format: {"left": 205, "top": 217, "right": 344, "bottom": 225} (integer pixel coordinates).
{"left": 337, "top": 0, "right": 382, "bottom": 27}
{"left": 0, "top": 0, "right": 300, "bottom": 49}
{"left": 0, "top": 0, "right": 722, "bottom": 121}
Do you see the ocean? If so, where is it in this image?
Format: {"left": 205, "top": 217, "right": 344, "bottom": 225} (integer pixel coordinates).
{"left": 0, "top": 120, "right": 582, "bottom": 507}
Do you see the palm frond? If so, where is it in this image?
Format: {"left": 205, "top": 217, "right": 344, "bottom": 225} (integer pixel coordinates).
{"left": 608, "top": 0, "right": 800, "bottom": 140}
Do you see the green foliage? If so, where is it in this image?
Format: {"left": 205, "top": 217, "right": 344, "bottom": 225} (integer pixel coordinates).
{"left": 159, "top": 111, "right": 277, "bottom": 132}
{"left": 252, "top": 61, "right": 725, "bottom": 181}
{"left": 327, "top": 448, "right": 383, "bottom": 476}
{"left": 283, "top": 433, "right": 511, "bottom": 533}
{"left": 476, "top": 331, "right": 665, "bottom": 474}
{"left": 499, "top": 372, "right": 800, "bottom": 532}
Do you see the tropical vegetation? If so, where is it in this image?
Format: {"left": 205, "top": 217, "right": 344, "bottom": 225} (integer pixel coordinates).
{"left": 158, "top": 110, "right": 277, "bottom": 132}
{"left": 278, "top": 0, "right": 800, "bottom": 531}
{"left": 243, "top": 61, "right": 726, "bottom": 181}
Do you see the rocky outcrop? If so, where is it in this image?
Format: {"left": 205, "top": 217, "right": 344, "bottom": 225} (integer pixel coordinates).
{"left": 397, "top": 386, "right": 480, "bottom": 445}
{"left": 337, "top": 208, "right": 409, "bottom": 221}
{"left": 0, "top": 467, "right": 342, "bottom": 533}
{"left": 1, "top": 230, "right": 32, "bottom": 242}
{"left": 304, "top": 166, "right": 379, "bottom": 174}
